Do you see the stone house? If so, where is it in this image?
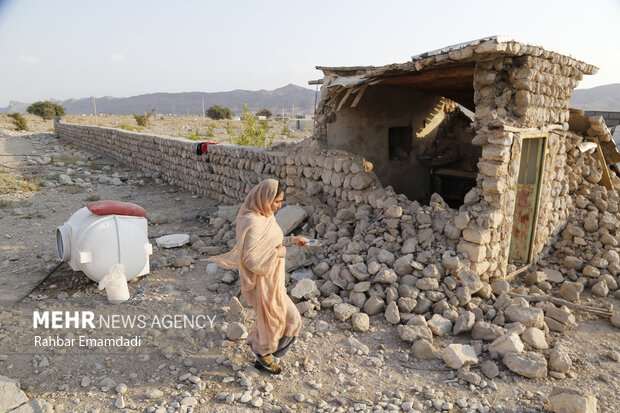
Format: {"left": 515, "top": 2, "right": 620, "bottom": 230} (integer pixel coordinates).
{"left": 310, "top": 36, "right": 604, "bottom": 279}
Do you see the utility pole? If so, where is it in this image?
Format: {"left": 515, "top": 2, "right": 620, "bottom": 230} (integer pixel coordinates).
{"left": 93, "top": 96, "right": 97, "bottom": 117}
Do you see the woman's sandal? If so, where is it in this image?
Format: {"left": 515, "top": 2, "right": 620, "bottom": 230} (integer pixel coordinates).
{"left": 254, "top": 354, "right": 282, "bottom": 375}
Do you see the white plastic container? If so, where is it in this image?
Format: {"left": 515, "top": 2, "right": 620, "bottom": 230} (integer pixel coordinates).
{"left": 56, "top": 207, "right": 152, "bottom": 283}
{"left": 98, "top": 264, "right": 130, "bottom": 304}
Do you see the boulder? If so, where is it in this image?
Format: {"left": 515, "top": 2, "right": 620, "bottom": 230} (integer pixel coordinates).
{"left": 471, "top": 321, "right": 505, "bottom": 341}
{"left": 291, "top": 279, "right": 318, "bottom": 300}
{"left": 0, "top": 375, "right": 29, "bottom": 413}
{"left": 351, "top": 313, "right": 369, "bottom": 332}
{"left": 384, "top": 301, "right": 400, "bottom": 324}
{"left": 521, "top": 328, "right": 548, "bottom": 350}
{"left": 453, "top": 311, "right": 475, "bottom": 335}
{"left": 559, "top": 281, "right": 584, "bottom": 302}
{"left": 334, "top": 303, "right": 358, "bottom": 321}
{"left": 427, "top": 314, "right": 452, "bottom": 336}
{"left": 363, "top": 295, "right": 385, "bottom": 316}
{"left": 503, "top": 352, "right": 547, "bottom": 378}
{"left": 275, "top": 205, "right": 308, "bottom": 235}
{"left": 489, "top": 332, "right": 524, "bottom": 356}
{"left": 397, "top": 324, "right": 432, "bottom": 343}
{"left": 412, "top": 339, "right": 437, "bottom": 359}
{"left": 504, "top": 305, "right": 544, "bottom": 328}
{"left": 443, "top": 344, "right": 478, "bottom": 369}
{"left": 549, "top": 387, "right": 597, "bottom": 413}
{"left": 226, "top": 322, "right": 248, "bottom": 340}
{"left": 549, "top": 343, "right": 572, "bottom": 373}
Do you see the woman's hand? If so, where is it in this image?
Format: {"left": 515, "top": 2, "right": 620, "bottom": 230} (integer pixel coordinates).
{"left": 291, "top": 236, "right": 310, "bottom": 246}
{"left": 276, "top": 245, "right": 287, "bottom": 258}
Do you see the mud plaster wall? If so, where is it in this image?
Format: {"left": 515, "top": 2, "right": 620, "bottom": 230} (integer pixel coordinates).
{"left": 326, "top": 86, "right": 443, "bottom": 200}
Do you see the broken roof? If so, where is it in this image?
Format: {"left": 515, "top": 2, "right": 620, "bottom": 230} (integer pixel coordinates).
{"left": 314, "top": 36, "right": 598, "bottom": 111}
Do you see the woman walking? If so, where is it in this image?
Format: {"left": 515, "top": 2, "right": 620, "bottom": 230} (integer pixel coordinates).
{"left": 208, "top": 179, "right": 308, "bottom": 374}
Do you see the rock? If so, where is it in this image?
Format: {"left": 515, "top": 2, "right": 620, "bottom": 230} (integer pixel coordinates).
{"left": 549, "top": 387, "right": 597, "bottom": 413}
{"left": 285, "top": 245, "right": 310, "bottom": 272}
{"left": 458, "top": 370, "right": 482, "bottom": 386}
{"left": 397, "top": 324, "right": 433, "bottom": 343}
{"left": 546, "top": 306, "right": 576, "bottom": 326}
{"left": 384, "top": 301, "right": 400, "bottom": 324}
{"left": 416, "top": 278, "right": 439, "bottom": 291}
{"left": 181, "top": 397, "right": 198, "bottom": 407}
{"left": 348, "top": 262, "right": 370, "bottom": 280}
{"left": 228, "top": 296, "right": 245, "bottom": 322}
{"left": 491, "top": 279, "right": 510, "bottom": 295}
{"left": 373, "top": 268, "right": 397, "bottom": 284}
{"left": 394, "top": 255, "right": 413, "bottom": 276}
{"left": 217, "top": 204, "right": 241, "bottom": 221}
{"left": 275, "top": 205, "right": 308, "bottom": 235}
{"left": 376, "top": 249, "right": 395, "bottom": 265}
{"left": 313, "top": 262, "right": 330, "bottom": 276}
{"left": 489, "top": 332, "right": 524, "bottom": 356}
{"left": 412, "top": 339, "right": 436, "bottom": 359}
{"left": 0, "top": 375, "right": 29, "bottom": 412}
{"left": 363, "top": 295, "right": 385, "bottom": 315}
{"left": 9, "top": 399, "right": 54, "bottom": 413}
{"left": 334, "top": 303, "right": 358, "bottom": 321}
{"left": 503, "top": 352, "right": 547, "bottom": 378}
{"left": 343, "top": 336, "right": 369, "bottom": 355}
{"left": 559, "top": 281, "right": 584, "bottom": 302}
{"left": 148, "top": 213, "right": 167, "bottom": 225}
{"left": 321, "top": 293, "right": 342, "bottom": 308}
{"left": 582, "top": 265, "right": 600, "bottom": 278}
{"left": 443, "top": 344, "right": 478, "bottom": 369}
{"left": 115, "top": 396, "right": 125, "bottom": 409}
{"left": 564, "top": 256, "right": 583, "bottom": 270}
{"left": 115, "top": 383, "right": 128, "bottom": 394}
{"left": 542, "top": 268, "right": 564, "bottom": 283}
{"left": 428, "top": 314, "right": 452, "bottom": 336}
{"left": 58, "top": 174, "right": 73, "bottom": 185}
{"left": 592, "top": 280, "right": 609, "bottom": 296}
{"left": 226, "top": 322, "right": 248, "bottom": 340}
{"left": 146, "top": 389, "right": 163, "bottom": 399}
{"left": 611, "top": 312, "right": 620, "bottom": 328}
{"left": 504, "top": 305, "right": 544, "bottom": 328}
{"left": 351, "top": 313, "right": 369, "bottom": 332}
{"left": 481, "top": 360, "right": 500, "bottom": 379}
{"left": 453, "top": 311, "right": 475, "bottom": 335}
{"left": 525, "top": 271, "right": 547, "bottom": 285}
{"left": 291, "top": 279, "right": 318, "bottom": 300}
{"left": 306, "top": 181, "right": 322, "bottom": 195}
{"left": 81, "top": 376, "right": 91, "bottom": 387}
{"left": 521, "top": 328, "right": 548, "bottom": 350}
{"left": 397, "top": 297, "right": 417, "bottom": 313}
{"left": 402, "top": 238, "right": 418, "bottom": 254}
{"left": 472, "top": 321, "right": 505, "bottom": 341}
{"left": 458, "top": 269, "right": 483, "bottom": 294}
{"left": 173, "top": 256, "right": 193, "bottom": 268}
{"left": 549, "top": 343, "right": 572, "bottom": 373}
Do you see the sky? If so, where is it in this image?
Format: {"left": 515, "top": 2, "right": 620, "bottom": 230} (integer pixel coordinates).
{"left": 0, "top": 0, "right": 619, "bottom": 107}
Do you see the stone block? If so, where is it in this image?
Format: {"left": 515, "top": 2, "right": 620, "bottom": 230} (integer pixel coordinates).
{"left": 275, "top": 205, "right": 308, "bottom": 235}
{"left": 503, "top": 352, "right": 547, "bottom": 378}
{"left": 443, "top": 344, "right": 478, "bottom": 369}
{"left": 549, "top": 387, "right": 597, "bottom": 413}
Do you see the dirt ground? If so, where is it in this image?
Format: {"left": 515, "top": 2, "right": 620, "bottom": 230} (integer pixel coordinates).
{"left": 0, "top": 128, "right": 619, "bottom": 413}
{"left": 0, "top": 113, "right": 310, "bottom": 145}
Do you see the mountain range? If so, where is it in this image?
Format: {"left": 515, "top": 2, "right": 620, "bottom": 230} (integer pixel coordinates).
{"left": 0, "top": 84, "right": 318, "bottom": 116}
{"left": 2, "top": 83, "right": 619, "bottom": 115}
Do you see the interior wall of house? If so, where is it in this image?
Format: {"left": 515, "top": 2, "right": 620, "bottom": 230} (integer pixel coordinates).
{"left": 326, "top": 85, "right": 478, "bottom": 204}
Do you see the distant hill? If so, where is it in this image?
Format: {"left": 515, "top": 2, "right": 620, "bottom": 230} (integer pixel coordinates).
{"left": 0, "top": 84, "right": 317, "bottom": 115}
{"left": 571, "top": 83, "right": 620, "bottom": 111}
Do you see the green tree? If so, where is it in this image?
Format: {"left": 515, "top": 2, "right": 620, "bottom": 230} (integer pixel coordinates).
{"left": 206, "top": 104, "right": 232, "bottom": 120}
{"left": 133, "top": 112, "right": 152, "bottom": 127}
{"left": 257, "top": 109, "right": 273, "bottom": 118}
{"left": 26, "top": 101, "right": 66, "bottom": 120}
{"left": 8, "top": 113, "right": 28, "bottom": 131}
{"left": 226, "top": 104, "right": 274, "bottom": 147}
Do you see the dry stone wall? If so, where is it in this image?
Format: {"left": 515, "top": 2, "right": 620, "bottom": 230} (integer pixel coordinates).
{"left": 54, "top": 122, "right": 382, "bottom": 208}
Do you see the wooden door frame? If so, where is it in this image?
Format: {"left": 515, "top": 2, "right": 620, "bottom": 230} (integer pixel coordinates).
{"left": 510, "top": 134, "right": 548, "bottom": 265}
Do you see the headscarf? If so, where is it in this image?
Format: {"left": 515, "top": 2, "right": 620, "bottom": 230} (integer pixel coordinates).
{"left": 206, "top": 179, "right": 280, "bottom": 271}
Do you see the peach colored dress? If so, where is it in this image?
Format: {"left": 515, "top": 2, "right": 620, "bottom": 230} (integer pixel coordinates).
{"left": 207, "top": 179, "right": 301, "bottom": 356}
